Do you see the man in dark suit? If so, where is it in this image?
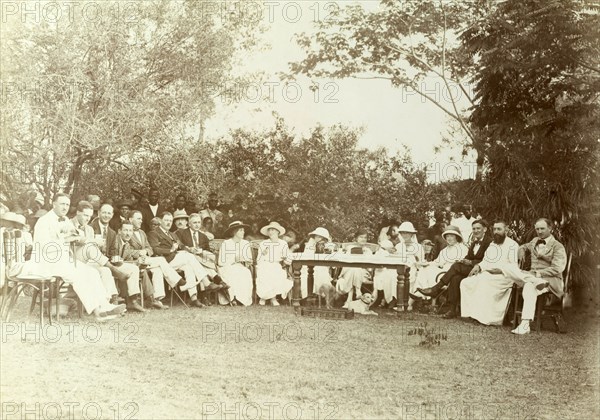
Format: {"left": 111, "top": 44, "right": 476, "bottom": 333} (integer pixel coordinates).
{"left": 417, "top": 219, "right": 492, "bottom": 318}
{"left": 91, "top": 203, "right": 118, "bottom": 261}
{"left": 147, "top": 211, "right": 222, "bottom": 307}
{"left": 140, "top": 188, "right": 168, "bottom": 233}
{"left": 92, "top": 203, "right": 143, "bottom": 312}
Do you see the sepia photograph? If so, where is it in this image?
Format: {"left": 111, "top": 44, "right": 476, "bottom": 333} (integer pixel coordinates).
{"left": 0, "top": 0, "right": 599, "bottom": 419}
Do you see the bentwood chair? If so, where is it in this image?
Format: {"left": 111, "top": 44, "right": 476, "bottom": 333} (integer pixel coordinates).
{"left": 1, "top": 229, "right": 58, "bottom": 326}
{"left": 511, "top": 253, "right": 572, "bottom": 333}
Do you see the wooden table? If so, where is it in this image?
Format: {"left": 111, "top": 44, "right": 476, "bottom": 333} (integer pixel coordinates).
{"left": 290, "top": 253, "right": 411, "bottom": 312}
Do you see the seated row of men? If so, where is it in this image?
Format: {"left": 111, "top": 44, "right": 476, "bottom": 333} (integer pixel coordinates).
{"left": 2, "top": 193, "right": 567, "bottom": 334}
{"left": 6, "top": 194, "right": 234, "bottom": 321}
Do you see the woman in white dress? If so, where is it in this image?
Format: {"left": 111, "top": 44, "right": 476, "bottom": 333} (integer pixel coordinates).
{"left": 410, "top": 225, "right": 468, "bottom": 301}
{"left": 374, "top": 221, "right": 424, "bottom": 310}
{"left": 256, "top": 221, "right": 293, "bottom": 306}
{"left": 217, "top": 221, "right": 254, "bottom": 306}
{"left": 337, "top": 229, "right": 374, "bottom": 308}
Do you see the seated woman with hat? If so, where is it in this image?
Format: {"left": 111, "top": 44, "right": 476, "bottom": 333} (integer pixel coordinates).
{"left": 255, "top": 221, "right": 293, "bottom": 306}
{"left": 298, "top": 227, "right": 334, "bottom": 299}
{"left": 217, "top": 221, "right": 254, "bottom": 306}
{"left": 336, "top": 228, "right": 374, "bottom": 309}
{"left": 373, "top": 221, "right": 425, "bottom": 310}
{"left": 410, "top": 225, "right": 468, "bottom": 302}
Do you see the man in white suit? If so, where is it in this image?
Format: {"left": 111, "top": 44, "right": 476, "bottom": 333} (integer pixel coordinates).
{"left": 33, "top": 193, "right": 125, "bottom": 321}
{"left": 128, "top": 210, "right": 185, "bottom": 309}
{"left": 509, "top": 218, "right": 567, "bottom": 334}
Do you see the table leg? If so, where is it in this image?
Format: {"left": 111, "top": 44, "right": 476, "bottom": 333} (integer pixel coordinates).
{"left": 39, "top": 280, "right": 45, "bottom": 328}
{"left": 308, "top": 266, "right": 314, "bottom": 296}
{"left": 292, "top": 263, "right": 301, "bottom": 307}
{"left": 396, "top": 266, "right": 408, "bottom": 314}
{"left": 47, "top": 280, "right": 52, "bottom": 326}
{"left": 55, "top": 279, "right": 60, "bottom": 322}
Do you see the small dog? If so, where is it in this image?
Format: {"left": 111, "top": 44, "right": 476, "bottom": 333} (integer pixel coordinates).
{"left": 318, "top": 282, "right": 341, "bottom": 309}
{"left": 347, "top": 293, "right": 379, "bottom": 315}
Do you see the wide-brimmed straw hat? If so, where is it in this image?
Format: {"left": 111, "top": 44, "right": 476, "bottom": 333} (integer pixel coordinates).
{"left": 0, "top": 212, "right": 26, "bottom": 227}
{"left": 442, "top": 225, "right": 463, "bottom": 242}
{"left": 225, "top": 221, "right": 250, "bottom": 237}
{"left": 308, "top": 227, "right": 331, "bottom": 242}
{"left": 172, "top": 210, "right": 189, "bottom": 220}
{"left": 398, "top": 221, "right": 417, "bottom": 234}
{"left": 260, "top": 221, "right": 286, "bottom": 236}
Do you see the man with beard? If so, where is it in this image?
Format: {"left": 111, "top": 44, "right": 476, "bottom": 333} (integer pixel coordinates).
{"left": 417, "top": 219, "right": 492, "bottom": 318}
{"left": 459, "top": 221, "right": 519, "bottom": 325}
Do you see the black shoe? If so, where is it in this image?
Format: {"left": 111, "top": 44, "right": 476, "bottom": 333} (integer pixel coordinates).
{"left": 442, "top": 308, "right": 457, "bottom": 319}
{"left": 150, "top": 299, "right": 168, "bottom": 310}
{"left": 127, "top": 298, "right": 146, "bottom": 313}
{"left": 205, "top": 282, "right": 220, "bottom": 292}
{"left": 417, "top": 284, "right": 444, "bottom": 299}
{"left": 177, "top": 278, "right": 187, "bottom": 288}
{"left": 201, "top": 297, "right": 212, "bottom": 306}
{"left": 191, "top": 299, "right": 205, "bottom": 308}
{"left": 408, "top": 293, "right": 423, "bottom": 301}
{"left": 386, "top": 298, "right": 397, "bottom": 309}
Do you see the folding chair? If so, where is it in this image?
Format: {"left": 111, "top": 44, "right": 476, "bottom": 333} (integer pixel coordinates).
{"left": 1, "top": 229, "right": 58, "bottom": 326}
{"left": 168, "top": 269, "right": 189, "bottom": 308}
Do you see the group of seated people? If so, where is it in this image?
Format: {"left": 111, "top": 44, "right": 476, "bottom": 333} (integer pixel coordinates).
{"left": 0, "top": 192, "right": 567, "bottom": 335}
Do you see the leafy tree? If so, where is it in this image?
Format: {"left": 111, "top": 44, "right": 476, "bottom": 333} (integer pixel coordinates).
{"left": 287, "top": 0, "right": 497, "bottom": 175}
{"left": 0, "top": 0, "right": 261, "bottom": 205}
{"left": 461, "top": 0, "right": 600, "bottom": 289}
{"left": 213, "top": 118, "right": 442, "bottom": 241}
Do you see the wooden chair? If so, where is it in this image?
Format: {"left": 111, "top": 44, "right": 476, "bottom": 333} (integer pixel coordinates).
{"left": 1, "top": 229, "right": 58, "bottom": 326}
{"left": 249, "top": 240, "right": 261, "bottom": 304}
{"left": 511, "top": 253, "right": 572, "bottom": 333}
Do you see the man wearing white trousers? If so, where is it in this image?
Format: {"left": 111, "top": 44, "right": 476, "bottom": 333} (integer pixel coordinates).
{"left": 509, "top": 218, "right": 567, "bottom": 334}
{"left": 69, "top": 200, "right": 131, "bottom": 303}
{"left": 31, "top": 193, "right": 126, "bottom": 321}
{"left": 128, "top": 210, "right": 185, "bottom": 308}
{"left": 147, "top": 211, "right": 221, "bottom": 308}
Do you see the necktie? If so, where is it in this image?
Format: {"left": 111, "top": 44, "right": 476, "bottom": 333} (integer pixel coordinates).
{"left": 536, "top": 239, "right": 546, "bottom": 246}
{"left": 58, "top": 217, "right": 66, "bottom": 222}
{"left": 194, "top": 231, "right": 199, "bottom": 248}
{"left": 102, "top": 225, "right": 107, "bottom": 238}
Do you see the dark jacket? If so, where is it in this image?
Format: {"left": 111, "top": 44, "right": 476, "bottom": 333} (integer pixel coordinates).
{"left": 147, "top": 227, "right": 184, "bottom": 262}
{"left": 176, "top": 228, "right": 210, "bottom": 251}
{"left": 465, "top": 236, "right": 492, "bottom": 264}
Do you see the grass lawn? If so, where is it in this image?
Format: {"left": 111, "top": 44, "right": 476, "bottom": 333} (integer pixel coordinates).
{"left": 1, "top": 299, "right": 598, "bottom": 420}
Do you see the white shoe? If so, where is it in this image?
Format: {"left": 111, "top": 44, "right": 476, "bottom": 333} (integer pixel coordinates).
{"left": 259, "top": 299, "right": 266, "bottom": 306}
{"left": 270, "top": 299, "right": 280, "bottom": 306}
{"left": 511, "top": 321, "right": 531, "bottom": 335}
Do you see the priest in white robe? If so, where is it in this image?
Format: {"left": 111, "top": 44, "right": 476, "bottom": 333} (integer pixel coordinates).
{"left": 460, "top": 221, "right": 519, "bottom": 325}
